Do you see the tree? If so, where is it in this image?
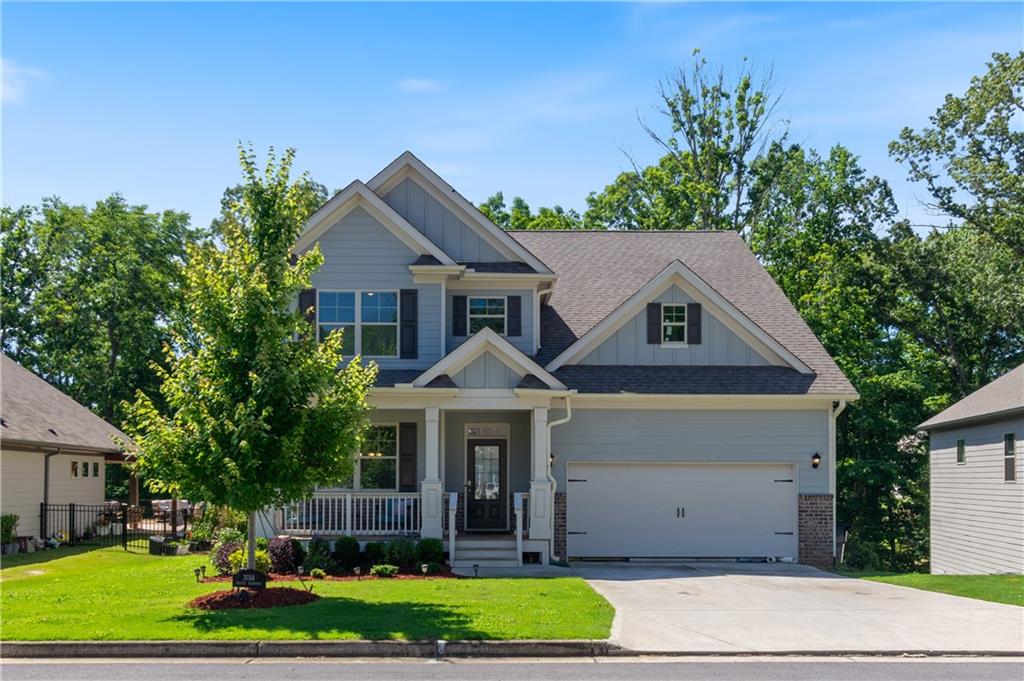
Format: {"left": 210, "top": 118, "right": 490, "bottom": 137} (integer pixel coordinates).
{"left": 478, "top": 192, "right": 582, "bottom": 230}
{"left": 0, "top": 206, "right": 46, "bottom": 357}
{"left": 123, "top": 146, "right": 377, "bottom": 569}
{"left": 583, "top": 153, "right": 696, "bottom": 230}
{"left": 890, "top": 51, "right": 1024, "bottom": 257}
{"left": 211, "top": 178, "right": 330, "bottom": 235}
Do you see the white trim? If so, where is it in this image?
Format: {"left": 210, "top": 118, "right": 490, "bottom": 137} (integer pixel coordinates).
{"left": 295, "top": 180, "right": 455, "bottom": 265}
{"left": 412, "top": 327, "right": 567, "bottom": 390}
{"left": 467, "top": 295, "right": 508, "bottom": 337}
{"left": 464, "top": 423, "right": 511, "bottom": 532}
{"left": 545, "top": 260, "right": 813, "bottom": 374}
{"left": 317, "top": 289, "right": 400, "bottom": 359}
{"left": 567, "top": 393, "right": 858, "bottom": 409}
{"left": 660, "top": 302, "right": 688, "bottom": 346}
{"left": 366, "top": 152, "right": 553, "bottom": 275}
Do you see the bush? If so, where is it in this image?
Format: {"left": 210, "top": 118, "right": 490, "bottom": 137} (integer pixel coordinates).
{"left": 332, "top": 536, "right": 360, "bottom": 570}
{"left": 422, "top": 561, "right": 443, "bottom": 575}
{"left": 215, "top": 527, "right": 245, "bottom": 546}
{"left": 1, "top": 514, "right": 19, "bottom": 544}
{"left": 268, "top": 537, "right": 300, "bottom": 574}
{"left": 256, "top": 537, "right": 269, "bottom": 551}
{"left": 416, "top": 538, "right": 445, "bottom": 565}
{"left": 303, "top": 537, "right": 333, "bottom": 573}
{"left": 290, "top": 538, "right": 306, "bottom": 566}
{"left": 228, "top": 548, "right": 271, "bottom": 575}
{"left": 842, "top": 535, "right": 882, "bottom": 571}
{"left": 209, "top": 540, "right": 243, "bottom": 575}
{"left": 385, "top": 538, "right": 417, "bottom": 567}
{"left": 309, "top": 568, "right": 326, "bottom": 579}
{"left": 370, "top": 563, "right": 399, "bottom": 578}
{"left": 190, "top": 505, "right": 247, "bottom": 545}
{"left": 364, "top": 541, "right": 386, "bottom": 565}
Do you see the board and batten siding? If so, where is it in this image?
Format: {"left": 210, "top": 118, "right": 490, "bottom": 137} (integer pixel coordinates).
{"left": 383, "top": 177, "right": 506, "bottom": 263}
{"left": 308, "top": 206, "right": 442, "bottom": 370}
{"left": 929, "top": 416, "right": 1023, "bottom": 575}
{"left": 446, "top": 290, "right": 535, "bottom": 356}
{"left": 0, "top": 449, "right": 106, "bottom": 538}
{"left": 443, "top": 411, "right": 531, "bottom": 496}
{"left": 580, "top": 285, "right": 771, "bottom": 366}
{"left": 549, "top": 408, "right": 830, "bottom": 495}
{"left": 451, "top": 352, "right": 525, "bottom": 390}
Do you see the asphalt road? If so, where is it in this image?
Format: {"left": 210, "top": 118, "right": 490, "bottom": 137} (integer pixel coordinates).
{"left": 2, "top": 657, "right": 1022, "bottom": 681}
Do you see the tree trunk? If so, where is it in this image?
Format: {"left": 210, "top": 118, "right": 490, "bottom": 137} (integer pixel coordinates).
{"left": 247, "top": 511, "right": 257, "bottom": 571}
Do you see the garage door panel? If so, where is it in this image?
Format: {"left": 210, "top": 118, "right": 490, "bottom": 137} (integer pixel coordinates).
{"left": 567, "top": 462, "right": 797, "bottom": 558}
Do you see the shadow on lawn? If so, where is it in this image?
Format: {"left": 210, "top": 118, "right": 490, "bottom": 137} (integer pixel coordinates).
{"left": 0, "top": 544, "right": 110, "bottom": 570}
{"left": 169, "top": 595, "right": 489, "bottom": 640}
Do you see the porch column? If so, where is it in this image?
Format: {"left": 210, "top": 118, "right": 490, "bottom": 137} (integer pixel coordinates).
{"left": 529, "top": 407, "right": 553, "bottom": 540}
{"left": 420, "top": 407, "right": 443, "bottom": 538}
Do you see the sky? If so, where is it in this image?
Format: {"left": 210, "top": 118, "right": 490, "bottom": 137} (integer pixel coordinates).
{"left": 2, "top": 2, "right": 1021, "bottom": 231}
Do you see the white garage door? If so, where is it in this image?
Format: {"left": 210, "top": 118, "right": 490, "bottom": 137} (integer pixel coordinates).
{"left": 566, "top": 462, "right": 797, "bottom": 559}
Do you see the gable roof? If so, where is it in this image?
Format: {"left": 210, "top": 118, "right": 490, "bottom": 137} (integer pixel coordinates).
{"left": 0, "top": 355, "right": 130, "bottom": 454}
{"left": 509, "top": 230, "right": 856, "bottom": 396}
{"left": 918, "top": 363, "right": 1024, "bottom": 431}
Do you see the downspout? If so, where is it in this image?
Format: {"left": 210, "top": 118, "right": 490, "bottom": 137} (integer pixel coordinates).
{"left": 546, "top": 396, "right": 572, "bottom": 560}
{"left": 43, "top": 448, "right": 61, "bottom": 506}
{"left": 831, "top": 400, "right": 847, "bottom": 562}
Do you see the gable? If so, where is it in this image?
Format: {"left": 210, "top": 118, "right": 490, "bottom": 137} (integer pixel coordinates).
{"left": 580, "top": 284, "right": 772, "bottom": 366}
{"left": 451, "top": 351, "right": 526, "bottom": 389}
{"left": 311, "top": 205, "right": 421, "bottom": 276}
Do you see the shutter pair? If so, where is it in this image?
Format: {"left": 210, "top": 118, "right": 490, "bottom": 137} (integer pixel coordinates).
{"left": 298, "top": 288, "right": 419, "bottom": 359}
{"left": 452, "top": 295, "right": 522, "bottom": 336}
{"left": 646, "top": 302, "right": 702, "bottom": 344}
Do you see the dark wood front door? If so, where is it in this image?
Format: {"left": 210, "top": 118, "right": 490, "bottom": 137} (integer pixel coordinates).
{"left": 466, "top": 439, "right": 507, "bottom": 530}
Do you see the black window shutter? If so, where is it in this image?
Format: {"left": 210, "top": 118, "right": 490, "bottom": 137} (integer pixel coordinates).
{"left": 687, "top": 303, "right": 702, "bottom": 344}
{"left": 453, "top": 295, "right": 467, "bottom": 336}
{"left": 299, "top": 289, "right": 317, "bottom": 337}
{"left": 399, "top": 423, "right": 417, "bottom": 492}
{"left": 400, "top": 289, "right": 418, "bottom": 359}
{"left": 646, "top": 303, "right": 661, "bottom": 344}
{"left": 507, "top": 296, "right": 522, "bottom": 336}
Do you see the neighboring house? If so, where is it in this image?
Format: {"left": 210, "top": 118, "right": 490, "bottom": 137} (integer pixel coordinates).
{"left": 918, "top": 364, "right": 1023, "bottom": 575}
{"left": 279, "top": 151, "right": 858, "bottom": 568}
{"left": 0, "top": 354, "right": 128, "bottom": 539}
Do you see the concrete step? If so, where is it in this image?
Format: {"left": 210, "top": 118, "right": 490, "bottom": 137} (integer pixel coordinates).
{"left": 455, "top": 548, "right": 519, "bottom": 561}
{"left": 455, "top": 537, "right": 517, "bottom": 550}
{"left": 450, "top": 559, "right": 521, "bottom": 569}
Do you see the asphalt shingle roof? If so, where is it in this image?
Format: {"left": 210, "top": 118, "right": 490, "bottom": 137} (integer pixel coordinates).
{"left": 918, "top": 363, "right": 1024, "bottom": 430}
{"left": 554, "top": 365, "right": 818, "bottom": 395}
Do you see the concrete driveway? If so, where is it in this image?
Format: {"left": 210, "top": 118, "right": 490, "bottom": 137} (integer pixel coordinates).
{"left": 573, "top": 561, "right": 1024, "bottom": 654}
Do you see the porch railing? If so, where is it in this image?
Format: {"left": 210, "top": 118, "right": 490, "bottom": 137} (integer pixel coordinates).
{"left": 279, "top": 492, "right": 421, "bottom": 537}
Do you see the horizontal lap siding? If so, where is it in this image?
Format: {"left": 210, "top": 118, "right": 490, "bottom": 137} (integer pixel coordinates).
{"left": 929, "top": 416, "right": 1023, "bottom": 574}
{"left": 47, "top": 453, "right": 106, "bottom": 508}
{"left": 550, "top": 408, "right": 830, "bottom": 495}
{"left": 310, "top": 207, "right": 442, "bottom": 370}
{"left": 446, "top": 290, "right": 535, "bottom": 356}
{"left": 1, "top": 449, "right": 45, "bottom": 538}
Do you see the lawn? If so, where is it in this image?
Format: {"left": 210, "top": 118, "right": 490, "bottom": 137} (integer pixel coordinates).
{"left": 0, "top": 547, "right": 613, "bottom": 641}
{"left": 840, "top": 570, "right": 1023, "bottom": 607}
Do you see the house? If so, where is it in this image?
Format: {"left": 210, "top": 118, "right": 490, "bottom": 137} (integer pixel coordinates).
{"left": 278, "top": 151, "right": 858, "bottom": 568}
{"left": 0, "top": 354, "right": 129, "bottom": 540}
{"left": 918, "top": 364, "right": 1023, "bottom": 575}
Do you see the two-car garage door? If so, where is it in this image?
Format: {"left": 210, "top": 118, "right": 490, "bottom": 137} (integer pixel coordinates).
{"left": 566, "top": 462, "right": 798, "bottom": 559}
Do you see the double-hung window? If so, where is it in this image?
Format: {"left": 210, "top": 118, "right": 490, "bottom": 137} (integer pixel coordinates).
{"left": 468, "top": 297, "right": 506, "bottom": 335}
{"left": 358, "top": 425, "right": 398, "bottom": 490}
{"left": 661, "top": 304, "right": 687, "bottom": 344}
{"left": 1005, "top": 433, "right": 1017, "bottom": 483}
{"left": 317, "top": 291, "right": 398, "bottom": 358}
{"left": 956, "top": 439, "right": 966, "bottom": 465}
{"left": 318, "top": 292, "right": 356, "bottom": 355}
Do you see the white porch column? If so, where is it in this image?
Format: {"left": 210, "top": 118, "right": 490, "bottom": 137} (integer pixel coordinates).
{"left": 529, "top": 407, "right": 553, "bottom": 540}
{"left": 420, "top": 407, "right": 444, "bottom": 538}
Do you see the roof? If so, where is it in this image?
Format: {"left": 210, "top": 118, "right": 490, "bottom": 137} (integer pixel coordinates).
{"left": 0, "top": 355, "right": 130, "bottom": 454}
{"left": 554, "top": 365, "right": 818, "bottom": 395}
{"left": 460, "top": 261, "right": 537, "bottom": 274}
{"left": 918, "top": 363, "right": 1024, "bottom": 430}
{"left": 509, "top": 230, "right": 855, "bottom": 396}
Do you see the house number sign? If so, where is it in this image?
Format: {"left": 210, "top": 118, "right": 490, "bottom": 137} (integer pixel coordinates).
{"left": 232, "top": 569, "right": 267, "bottom": 589}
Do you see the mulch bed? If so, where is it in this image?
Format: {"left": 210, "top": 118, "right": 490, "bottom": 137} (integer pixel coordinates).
{"left": 188, "top": 587, "right": 319, "bottom": 610}
{"left": 202, "top": 565, "right": 459, "bottom": 583}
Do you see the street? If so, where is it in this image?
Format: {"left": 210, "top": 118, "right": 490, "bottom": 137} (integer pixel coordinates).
{"left": 2, "top": 657, "right": 1022, "bottom": 681}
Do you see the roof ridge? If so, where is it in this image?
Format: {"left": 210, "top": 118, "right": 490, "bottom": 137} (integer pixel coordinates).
{"left": 507, "top": 229, "right": 737, "bottom": 234}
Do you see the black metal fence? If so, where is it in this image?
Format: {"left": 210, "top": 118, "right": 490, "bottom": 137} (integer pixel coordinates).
{"left": 38, "top": 500, "right": 191, "bottom": 551}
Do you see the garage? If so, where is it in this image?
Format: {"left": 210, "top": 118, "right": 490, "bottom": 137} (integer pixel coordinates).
{"left": 566, "top": 462, "right": 798, "bottom": 559}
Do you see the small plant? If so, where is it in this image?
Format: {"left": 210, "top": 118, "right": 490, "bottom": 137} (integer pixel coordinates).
{"left": 302, "top": 537, "right": 334, "bottom": 573}
{"left": 385, "top": 538, "right": 417, "bottom": 567}
{"left": 331, "top": 536, "right": 360, "bottom": 570}
{"left": 256, "top": 537, "right": 269, "bottom": 551}
{"left": 370, "top": 563, "right": 399, "bottom": 578}
{"left": 268, "top": 537, "right": 300, "bottom": 574}
{"left": 364, "top": 541, "right": 386, "bottom": 565}
{"left": 209, "top": 540, "right": 243, "bottom": 575}
{"left": 228, "top": 548, "right": 271, "bottom": 575}
{"left": 1, "top": 514, "right": 20, "bottom": 546}
{"left": 214, "top": 527, "right": 245, "bottom": 546}
{"left": 309, "top": 567, "right": 326, "bottom": 579}
{"left": 416, "top": 538, "right": 445, "bottom": 565}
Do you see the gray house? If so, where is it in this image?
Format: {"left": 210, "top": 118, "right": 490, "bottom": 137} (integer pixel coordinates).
{"left": 918, "top": 364, "right": 1023, "bottom": 575}
{"left": 277, "top": 152, "right": 858, "bottom": 569}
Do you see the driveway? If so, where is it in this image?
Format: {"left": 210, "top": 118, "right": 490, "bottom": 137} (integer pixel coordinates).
{"left": 574, "top": 561, "right": 1024, "bottom": 654}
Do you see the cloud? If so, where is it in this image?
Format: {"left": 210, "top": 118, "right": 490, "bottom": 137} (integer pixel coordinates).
{"left": 396, "top": 78, "right": 444, "bottom": 94}
{"left": 1, "top": 58, "right": 47, "bottom": 105}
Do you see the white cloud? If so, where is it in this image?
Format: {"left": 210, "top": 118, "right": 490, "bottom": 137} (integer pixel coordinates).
{"left": 1, "top": 58, "right": 47, "bottom": 105}
{"left": 396, "top": 78, "right": 444, "bottom": 94}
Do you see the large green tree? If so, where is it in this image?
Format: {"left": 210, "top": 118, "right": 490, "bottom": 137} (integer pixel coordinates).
{"left": 478, "top": 191, "right": 582, "bottom": 230}
{"left": 123, "top": 147, "right": 376, "bottom": 569}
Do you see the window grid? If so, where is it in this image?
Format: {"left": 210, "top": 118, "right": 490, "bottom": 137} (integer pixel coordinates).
{"left": 468, "top": 296, "right": 506, "bottom": 335}
{"left": 317, "top": 290, "right": 398, "bottom": 358}
{"left": 1005, "top": 433, "right": 1017, "bottom": 483}
{"left": 357, "top": 425, "right": 398, "bottom": 491}
{"left": 662, "top": 304, "right": 687, "bottom": 345}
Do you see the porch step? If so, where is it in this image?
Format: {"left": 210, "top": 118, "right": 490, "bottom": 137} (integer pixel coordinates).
{"left": 450, "top": 559, "right": 521, "bottom": 569}
{"left": 451, "top": 536, "right": 520, "bottom": 567}
{"left": 455, "top": 537, "right": 517, "bottom": 550}
{"left": 455, "top": 548, "right": 519, "bottom": 561}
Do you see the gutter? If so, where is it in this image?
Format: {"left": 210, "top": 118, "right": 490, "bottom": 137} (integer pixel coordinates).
{"left": 546, "top": 396, "right": 572, "bottom": 561}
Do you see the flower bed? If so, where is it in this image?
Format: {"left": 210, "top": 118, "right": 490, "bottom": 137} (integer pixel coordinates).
{"left": 201, "top": 565, "right": 459, "bottom": 583}
{"left": 188, "top": 587, "right": 319, "bottom": 610}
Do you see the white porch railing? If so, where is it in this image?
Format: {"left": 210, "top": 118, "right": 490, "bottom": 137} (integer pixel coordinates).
{"left": 279, "top": 492, "right": 421, "bottom": 536}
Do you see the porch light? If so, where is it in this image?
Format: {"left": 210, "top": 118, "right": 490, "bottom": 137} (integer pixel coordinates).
{"left": 549, "top": 453, "right": 555, "bottom": 466}
{"left": 811, "top": 452, "right": 822, "bottom": 469}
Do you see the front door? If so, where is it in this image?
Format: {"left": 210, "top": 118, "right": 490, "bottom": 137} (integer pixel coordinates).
{"left": 466, "top": 439, "right": 507, "bottom": 530}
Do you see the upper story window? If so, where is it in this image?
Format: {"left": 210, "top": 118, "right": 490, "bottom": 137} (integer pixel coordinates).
{"left": 661, "top": 304, "right": 687, "bottom": 344}
{"left": 1005, "top": 433, "right": 1017, "bottom": 483}
{"left": 469, "top": 297, "right": 506, "bottom": 335}
{"left": 317, "top": 291, "right": 397, "bottom": 358}
{"left": 956, "top": 438, "right": 966, "bottom": 464}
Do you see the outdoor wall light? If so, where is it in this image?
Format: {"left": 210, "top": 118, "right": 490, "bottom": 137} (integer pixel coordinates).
{"left": 549, "top": 453, "right": 555, "bottom": 466}
{"left": 811, "top": 452, "right": 822, "bottom": 469}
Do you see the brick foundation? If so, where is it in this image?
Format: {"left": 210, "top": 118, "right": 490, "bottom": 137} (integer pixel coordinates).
{"left": 553, "top": 492, "right": 566, "bottom": 560}
{"left": 798, "top": 493, "right": 834, "bottom": 567}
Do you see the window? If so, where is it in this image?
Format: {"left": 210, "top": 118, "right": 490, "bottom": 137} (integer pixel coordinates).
{"left": 662, "top": 304, "right": 687, "bottom": 344}
{"left": 468, "top": 297, "right": 506, "bottom": 335}
{"left": 93, "top": 462, "right": 100, "bottom": 477}
{"left": 358, "top": 425, "right": 397, "bottom": 490}
{"left": 317, "top": 290, "right": 398, "bottom": 358}
{"left": 82, "top": 461, "right": 89, "bottom": 477}
{"left": 1005, "top": 433, "right": 1017, "bottom": 483}
{"left": 71, "top": 461, "right": 78, "bottom": 477}
{"left": 956, "top": 439, "right": 966, "bottom": 464}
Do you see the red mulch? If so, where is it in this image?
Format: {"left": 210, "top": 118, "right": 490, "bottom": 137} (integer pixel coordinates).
{"left": 202, "top": 565, "right": 459, "bottom": 583}
{"left": 188, "top": 587, "right": 319, "bottom": 610}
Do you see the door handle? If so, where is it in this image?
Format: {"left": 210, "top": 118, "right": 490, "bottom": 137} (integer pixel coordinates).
{"left": 677, "top": 507, "right": 685, "bottom": 518}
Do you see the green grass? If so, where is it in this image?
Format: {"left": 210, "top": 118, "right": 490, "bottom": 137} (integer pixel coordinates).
{"left": 0, "top": 547, "right": 613, "bottom": 641}
{"left": 839, "top": 570, "right": 1023, "bottom": 607}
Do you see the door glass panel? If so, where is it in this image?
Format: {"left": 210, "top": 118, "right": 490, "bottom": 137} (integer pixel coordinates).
{"left": 474, "top": 445, "right": 500, "bottom": 500}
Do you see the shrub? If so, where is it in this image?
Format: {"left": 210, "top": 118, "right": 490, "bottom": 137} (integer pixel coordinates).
{"left": 422, "top": 561, "right": 443, "bottom": 575}
{"left": 842, "top": 535, "right": 882, "bottom": 571}
{"left": 290, "top": 538, "right": 306, "bottom": 566}
{"left": 190, "top": 505, "right": 247, "bottom": 545}
{"left": 332, "top": 536, "right": 360, "bottom": 570}
{"left": 385, "top": 538, "right": 417, "bottom": 567}
{"left": 415, "top": 538, "right": 445, "bottom": 565}
{"left": 370, "top": 563, "right": 399, "bottom": 578}
{"left": 309, "top": 568, "right": 326, "bottom": 579}
{"left": 1, "top": 514, "right": 19, "bottom": 545}
{"left": 303, "top": 537, "right": 334, "bottom": 573}
{"left": 210, "top": 540, "right": 243, "bottom": 575}
{"left": 256, "top": 537, "right": 269, "bottom": 551}
{"left": 268, "top": 537, "right": 300, "bottom": 574}
{"left": 228, "top": 548, "right": 271, "bottom": 575}
{"left": 364, "top": 541, "right": 386, "bottom": 565}
{"left": 215, "top": 527, "right": 245, "bottom": 546}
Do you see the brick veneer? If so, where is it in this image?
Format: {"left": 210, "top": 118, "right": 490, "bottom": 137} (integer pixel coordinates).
{"left": 798, "top": 493, "right": 834, "bottom": 567}
{"left": 553, "top": 492, "right": 566, "bottom": 560}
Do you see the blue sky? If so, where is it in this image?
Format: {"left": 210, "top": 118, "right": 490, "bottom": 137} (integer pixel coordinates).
{"left": 3, "top": 2, "right": 1021, "bottom": 231}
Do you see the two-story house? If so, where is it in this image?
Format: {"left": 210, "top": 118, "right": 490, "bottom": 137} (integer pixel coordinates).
{"left": 276, "top": 152, "right": 858, "bottom": 569}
